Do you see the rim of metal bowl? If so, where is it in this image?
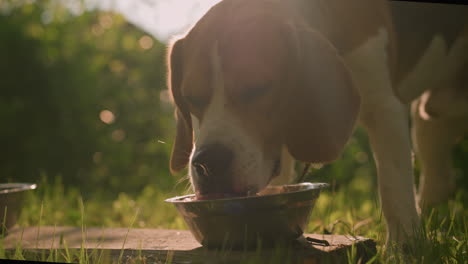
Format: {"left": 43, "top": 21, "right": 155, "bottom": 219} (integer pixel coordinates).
{"left": 0, "top": 183, "right": 37, "bottom": 194}
{"left": 165, "top": 182, "right": 329, "bottom": 204}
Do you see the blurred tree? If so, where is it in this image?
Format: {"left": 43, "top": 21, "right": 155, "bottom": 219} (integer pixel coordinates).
{"left": 0, "top": 1, "right": 176, "bottom": 196}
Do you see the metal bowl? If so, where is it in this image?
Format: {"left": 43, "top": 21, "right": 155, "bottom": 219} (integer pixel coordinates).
{"left": 165, "top": 182, "right": 328, "bottom": 248}
{"left": 0, "top": 183, "right": 37, "bottom": 234}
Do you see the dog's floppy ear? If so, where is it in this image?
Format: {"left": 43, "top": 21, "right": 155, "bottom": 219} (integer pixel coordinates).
{"left": 282, "top": 27, "right": 360, "bottom": 163}
{"left": 168, "top": 37, "right": 193, "bottom": 174}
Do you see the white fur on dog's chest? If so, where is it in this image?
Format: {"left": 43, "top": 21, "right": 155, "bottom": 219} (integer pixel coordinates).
{"left": 344, "top": 25, "right": 468, "bottom": 108}
{"left": 342, "top": 26, "right": 468, "bottom": 114}
{"left": 342, "top": 28, "right": 394, "bottom": 115}
{"left": 397, "top": 34, "right": 468, "bottom": 104}
{"left": 396, "top": 36, "right": 448, "bottom": 103}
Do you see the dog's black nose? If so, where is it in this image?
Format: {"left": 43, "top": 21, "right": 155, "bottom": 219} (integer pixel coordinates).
{"left": 191, "top": 144, "right": 233, "bottom": 179}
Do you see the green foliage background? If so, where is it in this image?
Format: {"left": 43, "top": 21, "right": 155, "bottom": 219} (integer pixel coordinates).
{"left": 0, "top": 0, "right": 467, "bottom": 201}
{"left": 1, "top": 1, "right": 177, "bottom": 196}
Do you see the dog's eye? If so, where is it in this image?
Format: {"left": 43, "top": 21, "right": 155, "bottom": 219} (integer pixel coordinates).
{"left": 183, "top": 95, "right": 209, "bottom": 109}
{"left": 240, "top": 83, "right": 270, "bottom": 104}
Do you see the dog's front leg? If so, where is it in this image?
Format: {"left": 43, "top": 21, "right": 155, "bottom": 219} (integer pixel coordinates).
{"left": 361, "top": 97, "right": 420, "bottom": 245}
{"left": 344, "top": 28, "right": 420, "bottom": 246}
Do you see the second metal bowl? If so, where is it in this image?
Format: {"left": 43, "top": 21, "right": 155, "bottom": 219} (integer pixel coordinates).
{"left": 0, "top": 183, "right": 37, "bottom": 234}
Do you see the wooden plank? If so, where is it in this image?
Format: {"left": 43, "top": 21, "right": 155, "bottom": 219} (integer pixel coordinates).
{"left": 3, "top": 226, "right": 376, "bottom": 263}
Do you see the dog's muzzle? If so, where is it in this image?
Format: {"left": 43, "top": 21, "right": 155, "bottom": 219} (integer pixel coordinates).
{"left": 191, "top": 143, "right": 241, "bottom": 199}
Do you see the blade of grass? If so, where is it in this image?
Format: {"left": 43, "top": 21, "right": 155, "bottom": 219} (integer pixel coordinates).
{"left": 0, "top": 236, "right": 5, "bottom": 259}
{"left": 1, "top": 206, "right": 7, "bottom": 238}
{"left": 165, "top": 250, "right": 174, "bottom": 264}
{"left": 59, "top": 233, "right": 72, "bottom": 263}
{"left": 46, "top": 224, "right": 57, "bottom": 262}
{"left": 79, "top": 197, "right": 88, "bottom": 264}
{"left": 90, "top": 227, "right": 106, "bottom": 264}
{"left": 35, "top": 201, "right": 43, "bottom": 250}
{"left": 14, "top": 227, "right": 25, "bottom": 260}
{"left": 118, "top": 207, "right": 140, "bottom": 264}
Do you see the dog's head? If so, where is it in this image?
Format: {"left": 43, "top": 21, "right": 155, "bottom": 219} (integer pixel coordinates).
{"left": 167, "top": 0, "right": 360, "bottom": 199}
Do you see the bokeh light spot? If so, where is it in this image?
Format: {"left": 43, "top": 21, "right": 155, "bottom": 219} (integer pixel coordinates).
{"left": 100, "top": 110, "right": 115, "bottom": 124}
{"left": 138, "top": 35, "right": 153, "bottom": 50}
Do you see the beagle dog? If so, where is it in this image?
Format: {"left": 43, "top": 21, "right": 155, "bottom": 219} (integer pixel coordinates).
{"left": 167, "top": 0, "right": 468, "bottom": 245}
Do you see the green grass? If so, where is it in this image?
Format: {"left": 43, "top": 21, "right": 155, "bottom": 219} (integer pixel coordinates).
{"left": 1, "top": 176, "right": 467, "bottom": 263}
